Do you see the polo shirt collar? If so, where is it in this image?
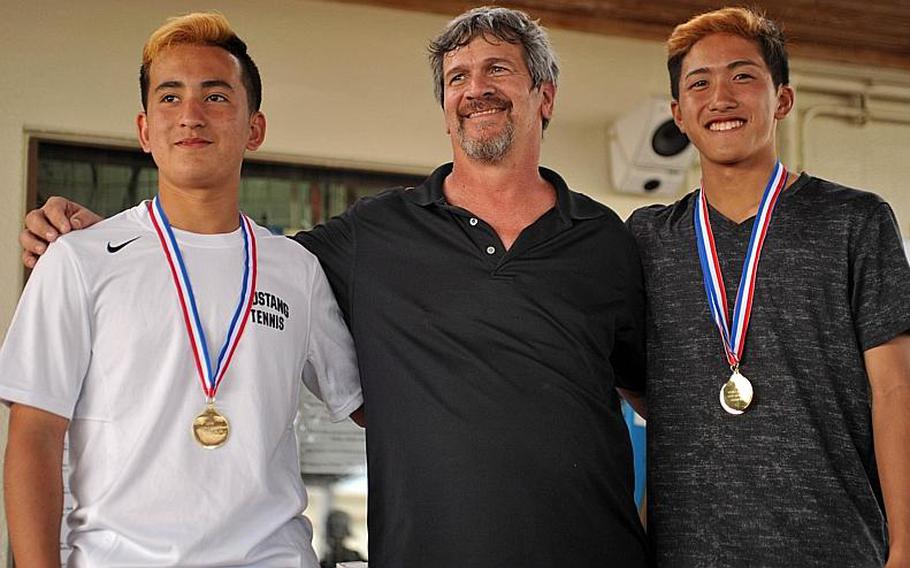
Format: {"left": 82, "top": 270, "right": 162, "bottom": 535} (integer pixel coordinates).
{"left": 405, "top": 162, "right": 604, "bottom": 221}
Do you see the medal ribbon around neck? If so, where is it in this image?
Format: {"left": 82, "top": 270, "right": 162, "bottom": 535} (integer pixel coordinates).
{"left": 694, "top": 161, "right": 788, "bottom": 370}
{"left": 147, "top": 196, "right": 258, "bottom": 400}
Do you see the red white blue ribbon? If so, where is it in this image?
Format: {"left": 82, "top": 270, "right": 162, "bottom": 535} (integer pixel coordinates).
{"left": 694, "top": 161, "right": 788, "bottom": 368}
{"left": 147, "top": 197, "right": 258, "bottom": 399}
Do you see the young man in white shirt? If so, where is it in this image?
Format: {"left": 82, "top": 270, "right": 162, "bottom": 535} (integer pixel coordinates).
{"left": 1, "top": 13, "right": 362, "bottom": 567}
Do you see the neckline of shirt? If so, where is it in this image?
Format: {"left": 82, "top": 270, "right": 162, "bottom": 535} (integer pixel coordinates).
{"left": 705, "top": 171, "right": 812, "bottom": 230}
{"left": 134, "top": 201, "right": 248, "bottom": 248}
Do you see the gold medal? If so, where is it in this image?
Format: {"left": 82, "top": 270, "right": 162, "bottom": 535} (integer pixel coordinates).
{"left": 193, "top": 402, "right": 230, "bottom": 449}
{"left": 695, "top": 164, "right": 788, "bottom": 419}
{"left": 150, "top": 200, "right": 257, "bottom": 451}
{"left": 719, "top": 370, "right": 753, "bottom": 415}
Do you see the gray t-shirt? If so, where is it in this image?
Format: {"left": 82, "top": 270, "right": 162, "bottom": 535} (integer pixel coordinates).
{"left": 628, "top": 174, "right": 910, "bottom": 567}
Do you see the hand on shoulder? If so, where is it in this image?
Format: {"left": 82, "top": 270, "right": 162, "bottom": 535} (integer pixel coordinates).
{"left": 21, "top": 197, "right": 102, "bottom": 267}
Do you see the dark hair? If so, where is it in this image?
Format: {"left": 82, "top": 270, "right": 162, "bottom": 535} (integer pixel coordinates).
{"left": 667, "top": 7, "right": 789, "bottom": 100}
{"left": 429, "top": 6, "right": 559, "bottom": 129}
{"left": 139, "top": 12, "right": 262, "bottom": 114}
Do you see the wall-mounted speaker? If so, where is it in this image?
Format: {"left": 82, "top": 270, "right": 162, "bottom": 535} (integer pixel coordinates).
{"left": 608, "top": 97, "right": 696, "bottom": 196}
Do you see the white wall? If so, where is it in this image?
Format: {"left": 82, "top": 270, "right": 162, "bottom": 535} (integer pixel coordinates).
{"left": 2, "top": 1, "right": 910, "bottom": 563}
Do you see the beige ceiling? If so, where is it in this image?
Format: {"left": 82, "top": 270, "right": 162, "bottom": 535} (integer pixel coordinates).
{"left": 332, "top": 0, "right": 910, "bottom": 71}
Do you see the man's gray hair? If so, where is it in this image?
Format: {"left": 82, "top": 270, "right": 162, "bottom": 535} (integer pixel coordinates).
{"left": 429, "top": 6, "right": 560, "bottom": 129}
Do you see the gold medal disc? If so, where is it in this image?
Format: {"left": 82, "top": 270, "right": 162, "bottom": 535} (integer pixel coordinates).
{"left": 193, "top": 403, "right": 230, "bottom": 449}
{"left": 719, "top": 371, "right": 754, "bottom": 415}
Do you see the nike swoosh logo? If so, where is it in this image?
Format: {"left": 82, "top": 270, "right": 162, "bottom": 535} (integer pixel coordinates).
{"left": 106, "top": 236, "right": 141, "bottom": 253}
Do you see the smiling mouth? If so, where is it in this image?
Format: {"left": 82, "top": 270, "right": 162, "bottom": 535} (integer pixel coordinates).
{"left": 707, "top": 119, "right": 745, "bottom": 132}
{"left": 176, "top": 138, "right": 211, "bottom": 147}
{"left": 465, "top": 108, "right": 505, "bottom": 119}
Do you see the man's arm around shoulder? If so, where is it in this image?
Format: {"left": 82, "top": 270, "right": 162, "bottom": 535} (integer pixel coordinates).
{"left": 4, "top": 403, "right": 69, "bottom": 567}
{"left": 21, "top": 196, "right": 102, "bottom": 268}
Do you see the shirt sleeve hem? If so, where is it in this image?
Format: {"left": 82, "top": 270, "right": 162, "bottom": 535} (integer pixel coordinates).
{"left": 325, "top": 390, "right": 364, "bottom": 423}
{"left": 860, "top": 319, "right": 910, "bottom": 352}
{"left": 0, "top": 387, "right": 74, "bottom": 419}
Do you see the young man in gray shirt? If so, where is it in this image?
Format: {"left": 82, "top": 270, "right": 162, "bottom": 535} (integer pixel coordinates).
{"left": 627, "top": 7, "right": 910, "bottom": 566}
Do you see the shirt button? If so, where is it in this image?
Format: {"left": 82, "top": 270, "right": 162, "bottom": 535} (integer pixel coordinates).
{"left": 469, "top": 217, "right": 478, "bottom": 226}
{"left": 486, "top": 246, "right": 496, "bottom": 255}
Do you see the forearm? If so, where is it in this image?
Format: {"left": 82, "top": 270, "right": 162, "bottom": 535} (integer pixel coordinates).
{"left": 4, "top": 405, "right": 67, "bottom": 567}
{"left": 873, "top": 383, "right": 910, "bottom": 564}
{"left": 866, "top": 335, "right": 910, "bottom": 565}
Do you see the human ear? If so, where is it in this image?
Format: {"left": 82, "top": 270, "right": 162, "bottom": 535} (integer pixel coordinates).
{"left": 670, "top": 100, "right": 686, "bottom": 134}
{"left": 774, "top": 85, "right": 795, "bottom": 120}
{"left": 539, "top": 82, "right": 556, "bottom": 124}
{"left": 136, "top": 112, "right": 152, "bottom": 153}
{"left": 246, "top": 112, "right": 267, "bottom": 151}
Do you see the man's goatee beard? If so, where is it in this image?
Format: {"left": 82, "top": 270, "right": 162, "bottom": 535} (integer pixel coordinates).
{"left": 459, "top": 121, "right": 515, "bottom": 163}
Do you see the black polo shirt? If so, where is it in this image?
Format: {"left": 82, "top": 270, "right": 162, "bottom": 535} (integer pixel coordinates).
{"left": 294, "top": 163, "right": 648, "bottom": 567}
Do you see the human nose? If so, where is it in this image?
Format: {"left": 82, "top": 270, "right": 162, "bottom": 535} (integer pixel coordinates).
{"left": 708, "top": 80, "right": 737, "bottom": 111}
{"left": 179, "top": 98, "right": 206, "bottom": 128}
{"left": 465, "top": 73, "right": 495, "bottom": 99}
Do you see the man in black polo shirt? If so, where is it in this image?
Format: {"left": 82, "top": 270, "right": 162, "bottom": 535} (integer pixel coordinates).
{"left": 21, "top": 7, "right": 649, "bottom": 567}
{"left": 299, "top": 8, "right": 648, "bottom": 565}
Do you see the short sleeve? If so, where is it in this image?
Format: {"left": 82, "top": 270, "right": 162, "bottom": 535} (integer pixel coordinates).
{"left": 0, "top": 240, "right": 92, "bottom": 418}
{"left": 301, "top": 260, "right": 363, "bottom": 422}
{"left": 850, "top": 200, "right": 910, "bottom": 351}
{"left": 291, "top": 209, "right": 356, "bottom": 324}
{"left": 625, "top": 204, "right": 658, "bottom": 246}
{"left": 624, "top": 208, "right": 644, "bottom": 240}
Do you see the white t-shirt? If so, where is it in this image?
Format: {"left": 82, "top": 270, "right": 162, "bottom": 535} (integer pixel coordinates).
{"left": 0, "top": 202, "right": 363, "bottom": 567}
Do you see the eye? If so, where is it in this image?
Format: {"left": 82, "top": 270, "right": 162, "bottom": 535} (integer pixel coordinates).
{"left": 448, "top": 73, "right": 465, "bottom": 86}
{"left": 687, "top": 79, "right": 708, "bottom": 90}
{"left": 490, "top": 65, "right": 508, "bottom": 75}
{"left": 206, "top": 93, "right": 229, "bottom": 102}
{"left": 159, "top": 94, "right": 179, "bottom": 103}
{"left": 733, "top": 72, "right": 755, "bottom": 81}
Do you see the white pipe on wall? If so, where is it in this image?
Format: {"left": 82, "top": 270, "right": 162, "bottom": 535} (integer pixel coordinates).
{"left": 798, "top": 100, "right": 910, "bottom": 172}
{"left": 787, "top": 71, "right": 910, "bottom": 172}
{"left": 793, "top": 74, "right": 910, "bottom": 103}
